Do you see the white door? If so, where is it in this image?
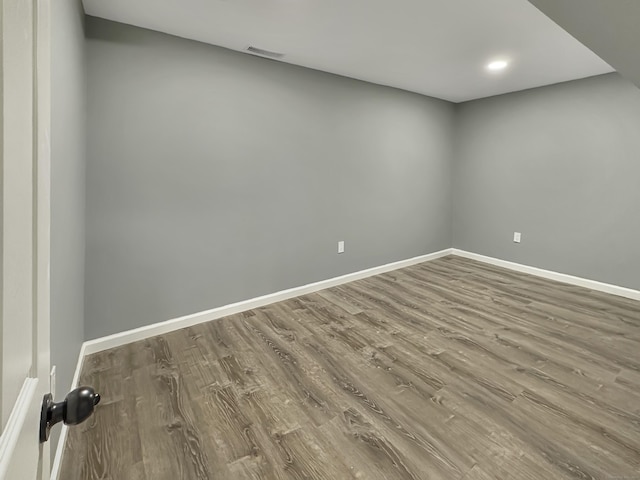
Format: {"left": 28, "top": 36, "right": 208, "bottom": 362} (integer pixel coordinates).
{"left": 0, "top": 0, "right": 52, "bottom": 479}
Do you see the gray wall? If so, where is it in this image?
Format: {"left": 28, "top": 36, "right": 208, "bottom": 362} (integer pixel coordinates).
{"left": 453, "top": 73, "right": 640, "bottom": 290}
{"left": 51, "top": 0, "right": 86, "bottom": 452}
{"left": 84, "top": 18, "right": 455, "bottom": 339}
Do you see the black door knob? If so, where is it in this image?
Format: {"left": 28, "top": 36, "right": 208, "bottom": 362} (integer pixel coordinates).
{"left": 40, "top": 386, "right": 101, "bottom": 443}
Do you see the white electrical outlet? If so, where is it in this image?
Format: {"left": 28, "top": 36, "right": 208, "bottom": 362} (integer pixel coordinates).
{"left": 513, "top": 232, "right": 522, "bottom": 243}
{"left": 337, "top": 240, "right": 345, "bottom": 254}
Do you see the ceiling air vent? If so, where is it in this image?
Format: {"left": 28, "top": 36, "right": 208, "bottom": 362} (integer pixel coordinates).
{"left": 247, "top": 46, "right": 285, "bottom": 60}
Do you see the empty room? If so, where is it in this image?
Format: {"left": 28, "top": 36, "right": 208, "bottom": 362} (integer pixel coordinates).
{"left": 1, "top": 0, "right": 639, "bottom": 479}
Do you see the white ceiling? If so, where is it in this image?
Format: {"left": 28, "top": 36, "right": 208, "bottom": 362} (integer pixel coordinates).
{"left": 82, "top": 0, "right": 614, "bottom": 103}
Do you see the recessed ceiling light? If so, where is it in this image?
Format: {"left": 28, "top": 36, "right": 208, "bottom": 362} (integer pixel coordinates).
{"left": 486, "top": 60, "right": 509, "bottom": 72}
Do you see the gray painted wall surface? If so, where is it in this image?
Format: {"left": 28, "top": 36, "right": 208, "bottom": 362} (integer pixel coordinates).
{"left": 84, "top": 18, "right": 455, "bottom": 339}
{"left": 453, "top": 73, "right": 640, "bottom": 290}
{"left": 51, "top": 0, "right": 86, "bottom": 453}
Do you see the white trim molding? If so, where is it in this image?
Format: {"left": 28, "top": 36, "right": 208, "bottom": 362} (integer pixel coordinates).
{"left": 0, "top": 379, "right": 39, "bottom": 480}
{"left": 82, "top": 248, "right": 453, "bottom": 356}
{"left": 452, "top": 249, "right": 640, "bottom": 301}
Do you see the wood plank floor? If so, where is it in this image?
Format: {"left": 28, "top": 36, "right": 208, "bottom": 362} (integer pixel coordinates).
{"left": 60, "top": 256, "right": 640, "bottom": 479}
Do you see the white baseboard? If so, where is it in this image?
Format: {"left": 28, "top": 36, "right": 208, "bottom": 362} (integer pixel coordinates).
{"left": 50, "top": 342, "right": 87, "bottom": 480}
{"left": 452, "top": 249, "right": 640, "bottom": 301}
{"left": 83, "top": 248, "right": 453, "bottom": 356}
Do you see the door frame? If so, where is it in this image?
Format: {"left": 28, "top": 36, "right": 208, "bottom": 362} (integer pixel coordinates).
{"left": 0, "top": 0, "right": 52, "bottom": 477}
